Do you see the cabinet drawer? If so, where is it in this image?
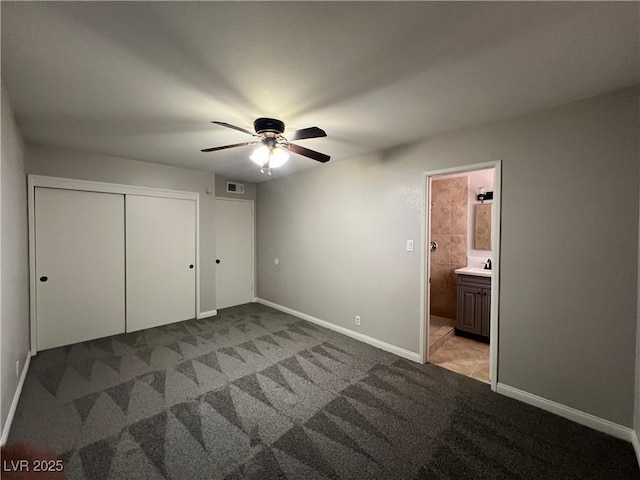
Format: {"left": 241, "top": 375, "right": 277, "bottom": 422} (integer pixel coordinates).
{"left": 457, "top": 274, "right": 491, "bottom": 288}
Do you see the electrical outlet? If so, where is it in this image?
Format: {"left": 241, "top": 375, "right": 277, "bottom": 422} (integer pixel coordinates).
{"left": 16, "top": 360, "right": 20, "bottom": 378}
{"left": 355, "top": 315, "right": 361, "bottom": 326}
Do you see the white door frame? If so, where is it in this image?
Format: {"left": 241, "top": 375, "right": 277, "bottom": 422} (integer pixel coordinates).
{"left": 214, "top": 197, "right": 257, "bottom": 308}
{"left": 27, "top": 174, "right": 201, "bottom": 355}
{"left": 419, "top": 161, "right": 502, "bottom": 391}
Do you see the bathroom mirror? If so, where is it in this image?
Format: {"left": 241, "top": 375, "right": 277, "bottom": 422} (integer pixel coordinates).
{"left": 474, "top": 204, "right": 492, "bottom": 250}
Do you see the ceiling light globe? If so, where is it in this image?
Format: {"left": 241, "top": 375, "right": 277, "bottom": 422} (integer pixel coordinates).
{"left": 269, "top": 147, "right": 289, "bottom": 168}
{"left": 250, "top": 145, "right": 269, "bottom": 166}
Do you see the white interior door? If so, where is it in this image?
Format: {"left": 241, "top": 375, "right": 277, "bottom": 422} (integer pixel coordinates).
{"left": 126, "top": 195, "right": 196, "bottom": 332}
{"left": 215, "top": 199, "right": 254, "bottom": 309}
{"left": 35, "top": 187, "right": 125, "bottom": 350}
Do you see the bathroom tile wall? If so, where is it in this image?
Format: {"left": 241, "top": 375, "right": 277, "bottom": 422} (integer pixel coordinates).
{"left": 430, "top": 176, "right": 468, "bottom": 319}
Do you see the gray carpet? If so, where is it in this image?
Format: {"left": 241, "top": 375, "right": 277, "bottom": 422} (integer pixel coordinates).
{"left": 8, "top": 303, "right": 639, "bottom": 479}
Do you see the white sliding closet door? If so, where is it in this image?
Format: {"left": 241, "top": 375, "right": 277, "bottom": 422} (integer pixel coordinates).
{"left": 126, "top": 195, "right": 196, "bottom": 332}
{"left": 35, "top": 187, "right": 125, "bottom": 350}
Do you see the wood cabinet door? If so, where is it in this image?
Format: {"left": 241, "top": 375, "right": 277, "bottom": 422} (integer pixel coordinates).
{"left": 481, "top": 288, "right": 491, "bottom": 337}
{"left": 457, "top": 285, "right": 482, "bottom": 335}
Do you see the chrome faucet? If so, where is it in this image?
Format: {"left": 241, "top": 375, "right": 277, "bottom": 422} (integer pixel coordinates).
{"left": 482, "top": 259, "right": 492, "bottom": 270}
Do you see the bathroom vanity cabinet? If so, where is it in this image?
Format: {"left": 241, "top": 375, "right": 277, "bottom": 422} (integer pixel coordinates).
{"left": 456, "top": 274, "right": 491, "bottom": 341}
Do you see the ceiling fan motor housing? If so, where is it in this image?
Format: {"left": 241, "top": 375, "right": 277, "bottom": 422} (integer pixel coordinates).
{"left": 254, "top": 117, "right": 285, "bottom": 135}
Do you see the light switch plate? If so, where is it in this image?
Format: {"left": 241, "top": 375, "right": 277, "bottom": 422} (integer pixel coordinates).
{"left": 406, "top": 240, "right": 415, "bottom": 252}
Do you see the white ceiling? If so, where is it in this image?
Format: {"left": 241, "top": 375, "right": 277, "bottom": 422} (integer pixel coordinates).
{"left": 2, "top": 2, "right": 638, "bottom": 183}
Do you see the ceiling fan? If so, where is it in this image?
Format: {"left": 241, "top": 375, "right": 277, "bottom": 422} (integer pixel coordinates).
{"left": 201, "top": 117, "right": 330, "bottom": 175}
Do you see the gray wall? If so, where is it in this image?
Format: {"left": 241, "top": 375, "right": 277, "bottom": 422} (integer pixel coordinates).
{"left": 215, "top": 175, "right": 256, "bottom": 201}
{"left": 1, "top": 84, "right": 30, "bottom": 438}
{"left": 257, "top": 86, "right": 640, "bottom": 427}
{"left": 25, "top": 146, "right": 217, "bottom": 313}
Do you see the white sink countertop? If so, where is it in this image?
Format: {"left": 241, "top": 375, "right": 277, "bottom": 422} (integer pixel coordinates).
{"left": 454, "top": 266, "right": 492, "bottom": 277}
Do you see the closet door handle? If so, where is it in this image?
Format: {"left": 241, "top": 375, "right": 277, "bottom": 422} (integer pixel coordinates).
{"left": 189, "top": 264, "right": 194, "bottom": 269}
{"left": 40, "top": 276, "right": 48, "bottom": 282}
{"left": 215, "top": 259, "right": 221, "bottom": 264}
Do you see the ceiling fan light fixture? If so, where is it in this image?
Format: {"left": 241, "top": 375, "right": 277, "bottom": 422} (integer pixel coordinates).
{"left": 269, "top": 147, "right": 289, "bottom": 168}
{"left": 250, "top": 144, "right": 289, "bottom": 170}
{"left": 250, "top": 145, "right": 270, "bottom": 166}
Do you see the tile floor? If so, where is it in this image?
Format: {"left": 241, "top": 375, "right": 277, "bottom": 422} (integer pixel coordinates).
{"left": 429, "top": 334, "right": 490, "bottom": 384}
{"left": 428, "top": 316, "right": 455, "bottom": 355}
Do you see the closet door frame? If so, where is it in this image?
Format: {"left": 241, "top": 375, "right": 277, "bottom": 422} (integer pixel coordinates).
{"left": 28, "top": 175, "right": 200, "bottom": 355}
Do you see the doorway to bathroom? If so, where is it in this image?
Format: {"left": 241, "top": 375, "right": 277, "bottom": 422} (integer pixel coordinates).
{"left": 420, "top": 161, "right": 501, "bottom": 391}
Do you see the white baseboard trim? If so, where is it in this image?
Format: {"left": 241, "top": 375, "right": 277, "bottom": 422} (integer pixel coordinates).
{"left": 256, "top": 298, "right": 421, "bottom": 363}
{"left": 197, "top": 309, "right": 217, "bottom": 319}
{"left": 1, "top": 350, "right": 31, "bottom": 446}
{"left": 496, "top": 383, "right": 635, "bottom": 442}
{"left": 632, "top": 430, "right": 640, "bottom": 467}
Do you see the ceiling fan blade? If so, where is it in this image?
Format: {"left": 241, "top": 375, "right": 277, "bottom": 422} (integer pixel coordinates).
{"left": 286, "top": 126, "right": 327, "bottom": 141}
{"left": 287, "top": 143, "right": 331, "bottom": 163}
{"left": 211, "top": 121, "right": 256, "bottom": 136}
{"left": 201, "top": 141, "right": 260, "bottom": 153}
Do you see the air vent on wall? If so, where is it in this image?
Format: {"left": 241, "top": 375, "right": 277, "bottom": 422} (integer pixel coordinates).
{"left": 226, "top": 182, "right": 245, "bottom": 195}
